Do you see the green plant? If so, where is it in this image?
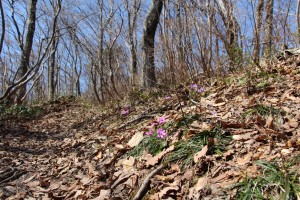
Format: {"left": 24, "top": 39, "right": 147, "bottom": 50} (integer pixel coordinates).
{"left": 234, "top": 160, "right": 300, "bottom": 200}
{"left": 242, "top": 104, "right": 286, "bottom": 123}
{"left": 0, "top": 104, "right": 43, "bottom": 120}
{"left": 166, "top": 127, "right": 231, "bottom": 167}
{"left": 129, "top": 134, "right": 167, "bottom": 157}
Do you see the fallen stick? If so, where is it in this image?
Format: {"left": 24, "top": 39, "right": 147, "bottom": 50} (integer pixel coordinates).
{"left": 118, "top": 114, "right": 156, "bottom": 130}
{"left": 132, "top": 164, "right": 166, "bottom": 200}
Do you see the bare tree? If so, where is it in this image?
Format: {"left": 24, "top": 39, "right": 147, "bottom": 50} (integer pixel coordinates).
{"left": 253, "top": 0, "right": 264, "bottom": 65}
{"left": 124, "top": 0, "right": 141, "bottom": 87}
{"left": 15, "top": 0, "right": 38, "bottom": 103}
{"left": 142, "top": 0, "right": 163, "bottom": 88}
{"left": 48, "top": 0, "right": 62, "bottom": 100}
{"left": 297, "top": 0, "right": 300, "bottom": 44}
{"left": 0, "top": 0, "right": 5, "bottom": 54}
{"left": 214, "top": 0, "right": 242, "bottom": 69}
{"left": 263, "top": 0, "right": 274, "bottom": 57}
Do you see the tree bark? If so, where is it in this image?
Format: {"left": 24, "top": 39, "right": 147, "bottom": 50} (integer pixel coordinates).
{"left": 16, "top": 0, "right": 38, "bottom": 104}
{"left": 263, "top": 0, "right": 274, "bottom": 57}
{"left": 297, "top": 0, "right": 300, "bottom": 44}
{"left": 142, "top": 0, "right": 163, "bottom": 88}
{"left": 48, "top": 0, "right": 61, "bottom": 100}
{"left": 253, "top": 0, "right": 264, "bottom": 64}
{"left": 214, "top": 0, "right": 242, "bottom": 69}
{"left": 0, "top": 0, "right": 5, "bottom": 54}
{"left": 125, "top": 0, "right": 141, "bottom": 87}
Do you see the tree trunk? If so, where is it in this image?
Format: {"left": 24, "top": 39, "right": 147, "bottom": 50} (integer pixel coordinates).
{"left": 263, "top": 0, "right": 274, "bottom": 57}
{"left": 0, "top": 0, "right": 5, "bottom": 54}
{"left": 48, "top": 34, "right": 58, "bottom": 100}
{"left": 16, "top": 0, "right": 38, "bottom": 104}
{"left": 142, "top": 0, "right": 163, "bottom": 88}
{"left": 214, "top": 0, "right": 242, "bottom": 69}
{"left": 126, "top": 0, "right": 140, "bottom": 87}
{"left": 253, "top": 0, "right": 264, "bottom": 64}
{"left": 297, "top": 0, "right": 300, "bottom": 44}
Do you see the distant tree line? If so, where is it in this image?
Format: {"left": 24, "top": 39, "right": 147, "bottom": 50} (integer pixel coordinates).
{"left": 0, "top": 0, "right": 299, "bottom": 104}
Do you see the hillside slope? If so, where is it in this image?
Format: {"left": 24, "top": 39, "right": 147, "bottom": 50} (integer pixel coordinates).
{"left": 1, "top": 59, "right": 300, "bottom": 199}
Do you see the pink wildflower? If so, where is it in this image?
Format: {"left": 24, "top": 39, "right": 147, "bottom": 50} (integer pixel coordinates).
{"left": 157, "top": 116, "right": 167, "bottom": 124}
{"left": 157, "top": 128, "right": 167, "bottom": 139}
{"left": 190, "top": 83, "right": 198, "bottom": 90}
{"left": 145, "top": 130, "right": 154, "bottom": 136}
{"left": 121, "top": 109, "right": 129, "bottom": 115}
{"left": 197, "top": 86, "right": 205, "bottom": 93}
{"left": 148, "top": 122, "right": 158, "bottom": 127}
{"left": 164, "top": 96, "right": 172, "bottom": 100}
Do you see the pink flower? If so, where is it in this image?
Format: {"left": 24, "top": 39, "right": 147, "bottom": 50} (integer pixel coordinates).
{"left": 149, "top": 122, "right": 158, "bottom": 127}
{"left": 197, "top": 86, "right": 205, "bottom": 93}
{"left": 121, "top": 109, "right": 129, "bottom": 115}
{"left": 157, "top": 116, "right": 167, "bottom": 124}
{"left": 210, "top": 110, "right": 217, "bottom": 117}
{"left": 164, "top": 96, "right": 172, "bottom": 100}
{"left": 145, "top": 130, "right": 153, "bottom": 136}
{"left": 157, "top": 128, "right": 167, "bottom": 139}
{"left": 190, "top": 83, "right": 198, "bottom": 90}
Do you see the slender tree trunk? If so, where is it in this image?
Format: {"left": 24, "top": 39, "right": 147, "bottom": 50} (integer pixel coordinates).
{"left": 297, "top": 0, "right": 300, "bottom": 44}
{"left": 16, "top": 0, "right": 38, "bottom": 104}
{"left": 263, "top": 0, "right": 274, "bottom": 57}
{"left": 142, "top": 0, "right": 163, "bottom": 88}
{"left": 253, "top": 0, "right": 264, "bottom": 65}
{"left": 214, "top": 0, "right": 242, "bottom": 69}
{"left": 0, "top": 0, "right": 5, "bottom": 54}
{"left": 48, "top": 35, "right": 58, "bottom": 100}
{"left": 126, "top": 0, "right": 140, "bottom": 87}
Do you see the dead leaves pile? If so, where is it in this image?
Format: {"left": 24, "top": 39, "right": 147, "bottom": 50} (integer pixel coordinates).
{"left": 0, "top": 60, "right": 300, "bottom": 199}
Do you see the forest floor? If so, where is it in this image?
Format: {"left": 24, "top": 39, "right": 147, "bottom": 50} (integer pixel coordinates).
{"left": 1, "top": 57, "right": 300, "bottom": 200}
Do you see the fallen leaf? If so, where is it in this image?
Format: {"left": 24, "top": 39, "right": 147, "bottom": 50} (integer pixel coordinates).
{"left": 127, "top": 132, "right": 144, "bottom": 148}
{"left": 288, "top": 120, "right": 299, "bottom": 128}
{"left": 194, "top": 145, "right": 208, "bottom": 163}
{"left": 237, "top": 152, "right": 253, "bottom": 165}
{"left": 232, "top": 133, "right": 253, "bottom": 141}
{"left": 189, "top": 176, "right": 209, "bottom": 199}
{"left": 146, "top": 145, "right": 174, "bottom": 167}
{"left": 281, "top": 148, "right": 293, "bottom": 155}
{"left": 157, "top": 186, "right": 179, "bottom": 198}
{"left": 265, "top": 114, "right": 274, "bottom": 128}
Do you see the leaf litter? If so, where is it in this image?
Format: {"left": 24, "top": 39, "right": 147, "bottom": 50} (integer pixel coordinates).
{"left": 0, "top": 59, "right": 300, "bottom": 199}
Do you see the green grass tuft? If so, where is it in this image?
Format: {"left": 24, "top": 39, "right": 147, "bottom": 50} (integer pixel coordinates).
{"left": 234, "top": 158, "right": 300, "bottom": 200}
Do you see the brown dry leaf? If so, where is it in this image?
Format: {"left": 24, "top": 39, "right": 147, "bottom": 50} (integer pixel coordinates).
{"left": 86, "top": 161, "right": 97, "bottom": 175}
{"left": 111, "top": 173, "right": 134, "bottom": 189}
{"left": 194, "top": 145, "right": 208, "bottom": 163}
{"left": 146, "top": 145, "right": 175, "bottom": 167}
{"left": 123, "top": 174, "right": 138, "bottom": 188}
{"left": 156, "top": 173, "right": 178, "bottom": 182}
{"left": 94, "top": 151, "right": 102, "bottom": 160}
{"left": 281, "top": 148, "right": 293, "bottom": 156}
{"left": 116, "top": 156, "right": 135, "bottom": 171}
{"left": 232, "top": 132, "right": 253, "bottom": 141}
{"left": 212, "top": 171, "right": 232, "bottom": 183}
{"left": 190, "top": 121, "right": 211, "bottom": 131}
{"left": 190, "top": 121, "right": 202, "bottom": 129}
{"left": 127, "top": 132, "right": 144, "bottom": 148}
{"left": 182, "top": 169, "right": 194, "bottom": 181}
{"left": 220, "top": 121, "right": 245, "bottom": 129}
{"left": 189, "top": 176, "right": 209, "bottom": 199}
{"left": 27, "top": 180, "right": 40, "bottom": 187}
{"left": 237, "top": 152, "right": 253, "bottom": 166}
{"left": 265, "top": 114, "right": 274, "bottom": 128}
{"left": 156, "top": 185, "right": 179, "bottom": 199}
{"left": 288, "top": 120, "right": 299, "bottom": 128}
